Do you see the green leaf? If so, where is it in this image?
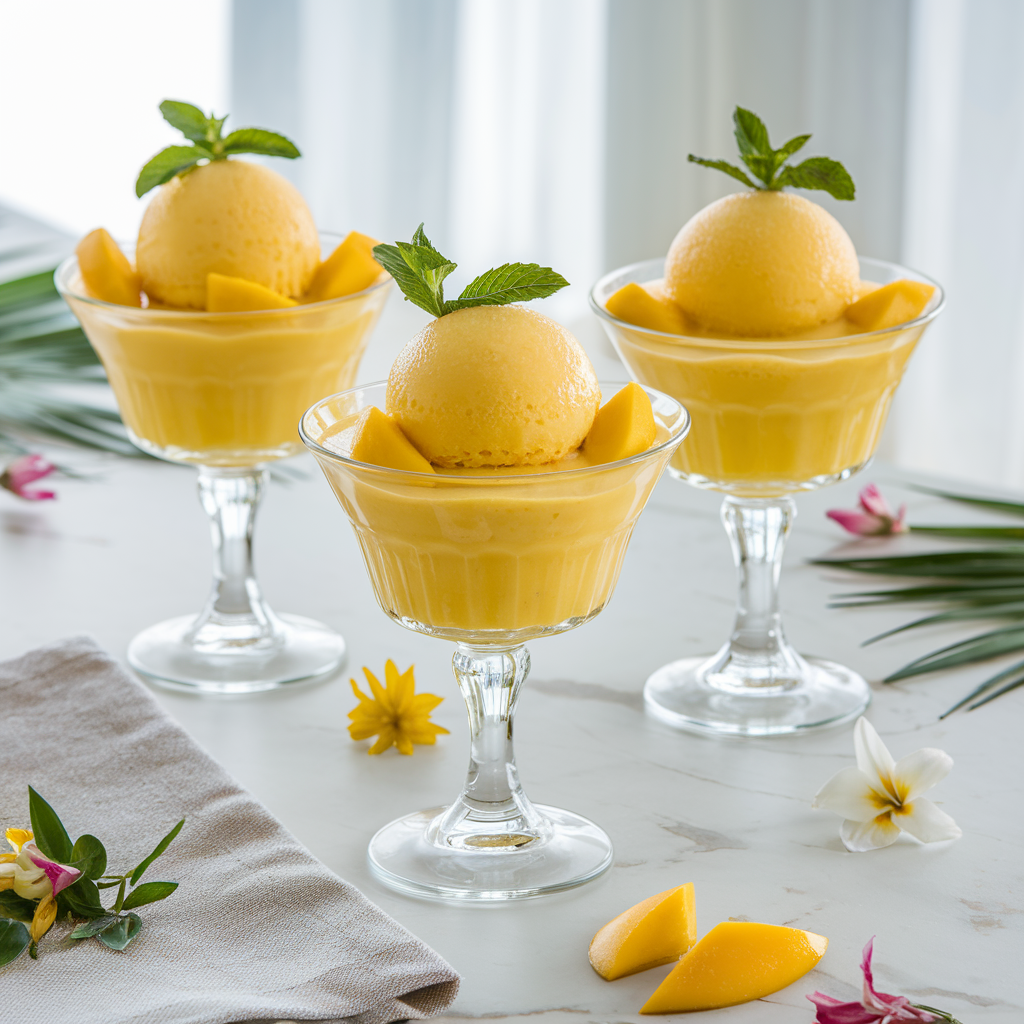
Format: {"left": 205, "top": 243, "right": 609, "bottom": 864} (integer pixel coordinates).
{"left": 884, "top": 625, "right": 1024, "bottom": 681}
{"left": 62, "top": 877, "right": 106, "bottom": 919}
{"left": 130, "top": 818, "right": 184, "bottom": 886}
{"left": 909, "top": 486, "right": 1024, "bottom": 519}
{"left": 687, "top": 155, "right": 757, "bottom": 189}
{"left": 863, "top": 601, "right": 1024, "bottom": 644}
{"left": 912, "top": 525, "right": 1024, "bottom": 540}
{"left": 158, "top": 100, "right": 210, "bottom": 144}
{"left": 0, "top": 891, "right": 37, "bottom": 924}
{"left": 940, "top": 658, "right": 1024, "bottom": 718}
{"left": 733, "top": 107, "right": 772, "bottom": 156}
{"left": 411, "top": 223, "right": 433, "bottom": 248}
{"left": 969, "top": 673, "right": 1024, "bottom": 710}
{"left": 122, "top": 881, "right": 178, "bottom": 910}
{"left": 27, "top": 786, "right": 73, "bottom": 862}
{"left": 775, "top": 156, "right": 855, "bottom": 200}
{"left": 70, "top": 916, "right": 116, "bottom": 940}
{"left": 96, "top": 913, "right": 142, "bottom": 951}
{"left": 776, "top": 133, "right": 811, "bottom": 161}
{"left": 222, "top": 128, "right": 300, "bottom": 159}
{"left": 0, "top": 919, "right": 30, "bottom": 967}
{"left": 371, "top": 243, "right": 446, "bottom": 318}
{"left": 71, "top": 834, "right": 106, "bottom": 880}
{"left": 395, "top": 240, "right": 457, "bottom": 300}
{"left": 443, "top": 263, "right": 569, "bottom": 314}
{"left": 135, "top": 145, "right": 204, "bottom": 197}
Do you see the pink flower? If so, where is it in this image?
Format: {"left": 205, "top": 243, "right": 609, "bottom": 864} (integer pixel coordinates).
{"left": 0, "top": 454, "right": 57, "bottom": 501}
{"left": 808, "top": 938, "right": 937, "bottom": 1023}
{"left": 827, "top": 484, "right": 906, "bottom": 536}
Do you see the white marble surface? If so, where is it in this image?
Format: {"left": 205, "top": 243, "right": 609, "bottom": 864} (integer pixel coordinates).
{"left": 1, "top": 292, "right": 1021, "bottom": 1022}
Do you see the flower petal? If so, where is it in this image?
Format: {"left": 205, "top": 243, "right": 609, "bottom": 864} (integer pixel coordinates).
{"left": 841, "top": 812, "right": 902, "bottom": 852}
{"left": 891, "top": 798, "right": 962, "bottom": 844}
{"left": 5, "top": 828, "right": 32, "bottom": 854}
{"left": 29, "top": 892, "right": 57, "bottom": 943}
{"left": 827, "top": 509, "right": 887, "bottom": 536}
{"left": 892, "top": 747, "right": 953, "bottom": 803}
{"left": 806, "top": 991, "right": 881, "bottom": 1024}
{"left": 853, "top": 718, "right": 898, "bottom": 800}
{"left": 25, "top": 844, "right": 82, "bottom": 895}
{"left": 813, "top": 767, "right": 886, "bottom": 822}
{"left": 858, "top": 483, "right": 892, "bottom": 518}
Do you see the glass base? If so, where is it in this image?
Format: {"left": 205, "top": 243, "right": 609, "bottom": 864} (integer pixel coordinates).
{"left": 367, "top": 804, "right": 613, "bottom": 902}
{"left": 128, "top": 613, "right": 346, "bottom": 695}
{"left": 644, "top": 653, "right": 870, "bottom": 736}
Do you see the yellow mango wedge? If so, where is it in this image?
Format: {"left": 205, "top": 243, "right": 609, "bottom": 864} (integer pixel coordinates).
{"left": 584, "top": 382, "right": 657, "bottom": 464}
{"left": 844, "top": 278, "right": 935, "bottom": 332}
{"left": 305, "top": 231, "right": 383, "bottom": 303}
{"left": 76, "top": 228, "right": 142, "bottom": 307}
{"left": 606, "top": 281, "right": 689, "bottom": 335}
{"left": 350, "top": 407, "right": 435, "bottom": 474}
{"left": 590, "top": 884, "right": 696, "bottom": 981}
{"left": 640, "top": 921, "right": 828, "bottom": 1014}
{"left": 207, "top": 273, "right": 297, "bottom": 312}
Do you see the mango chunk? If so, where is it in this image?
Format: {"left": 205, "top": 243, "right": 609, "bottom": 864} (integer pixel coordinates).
{"left": 640, "top": 921, "right": 828, "bottom": 1014}
{"left": 305, "top": 231, "right": 383, "bottom": 303}
{"left": 76, "top": 228, "right": 142, "bottom": 307}
{"left": 606, "top": 281, "right": 689, "bottom": 335}
{"left": 845, "top": 278, "right": 935, "bottom": 332}
{"left": 584, "top": 382, "right": 657, "bottom": 464}
{"left": 350, "top": 407, "right": 434, "bottom": 474}
{"left": 207, "top": 273, "right": 297, "bottom": 312}
{"left": 590, "top": 884, "right": 696, "bottom": 981}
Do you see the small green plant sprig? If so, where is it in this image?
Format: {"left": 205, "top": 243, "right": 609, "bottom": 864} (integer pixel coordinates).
{"left": 0, "top": 787, "right": 183, "bottom": 965}
{"left": 689, "top": 106, "right": 855, "bottom": 200}
{"left": 372, "top": 225, "right": 569, "bottom": 319}
{"left": 136, "top": 100, "right": 301, "bottom": 198}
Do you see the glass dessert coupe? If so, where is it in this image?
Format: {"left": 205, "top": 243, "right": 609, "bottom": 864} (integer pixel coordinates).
{"left": 301, "top": 381, "right": 690, "bottom": 901}
{"left": 591, "top": 257, "right": 944, "bottom": 737}
{"left": 57, "top": 235, "right": 389, "bottom": 694}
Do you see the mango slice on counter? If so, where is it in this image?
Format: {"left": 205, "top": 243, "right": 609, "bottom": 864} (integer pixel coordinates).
{"left": 76, "top": 228, "right": 142, "bottom": 307}
{"left": 584, "top": 382, "right": 657, "bottom": 464}
{"left": 606, "top": 281, "right": 689, "bottom": 335}
{"left": 639, "top": 921, "right": 828, "bottom": 1014}
{"left": 350, "top": 407, "right": 435, "bottom": 474}
{"left": 844, "top": 278, "right": 935, "bottom": 332}
{"left": 206, "top": 273, "right": 297, "bottom": 312}
{"left": 589, "top": 883, "right": 696, "bottom": 981}
{"left": 304, "top": 231, "right": 383, "bottom": 303}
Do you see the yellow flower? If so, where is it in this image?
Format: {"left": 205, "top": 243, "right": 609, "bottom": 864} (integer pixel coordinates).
{"left": 29, "top": 892, "right": 57, "bottom": 944}
{"left": 348, "top": 660, "right": 449, "bottom": 755}
{"left": 5, "top": 828, "right": 33, "bottom": 853}
{"left": 0, "top": 827, "right": 33, "bottom": 892}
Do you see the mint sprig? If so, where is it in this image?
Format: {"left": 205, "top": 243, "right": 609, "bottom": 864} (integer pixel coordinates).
{"left": 372, "top": 225, "right": 569, "bottom": 318}
{"left": 689, "top": 106, "right": 854, "bottom": 200}
{"left": 135, "top": 100, "right": 300, "bottom": 197}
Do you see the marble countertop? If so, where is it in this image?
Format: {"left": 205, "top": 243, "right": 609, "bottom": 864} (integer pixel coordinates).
{"left": 1, "top": 292, "right": 1020, "bottom": 1022}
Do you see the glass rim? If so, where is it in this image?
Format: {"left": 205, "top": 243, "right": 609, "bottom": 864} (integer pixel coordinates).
{"left": 588, "top": 255, "right": 946, "bottom": 351}
{"left": 54, "top": 230, "right": 392, "bottom": 318}
{"left": 299, "top": 379, "right": 691, "bottom": 483}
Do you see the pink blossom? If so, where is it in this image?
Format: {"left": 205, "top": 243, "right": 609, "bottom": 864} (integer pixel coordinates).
{"left": 808, "top": 938, "right": 936, "bottom": 1023}
{"left": 0, "top": 454, "right": 57, "bottom": 501}
{"left": 827, "top": 484, "right": 906, "bottom": 536}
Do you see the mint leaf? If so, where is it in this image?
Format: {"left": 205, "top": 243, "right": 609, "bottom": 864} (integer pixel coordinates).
{"left": 71, "top": 834, "right": 107, "bottom": 880}
{"left": 136, "top": 146, "right": 204, "bottom": 197}
{"left": 396, "top": 241, "right": 457, "bottom": 299}
{"left": 122, "top": 880, "right": 178, "bottom": 910}
{"left": 372, "top": 243, "right": 445, "bottom": 317}
{"left": 411, "top": 224, "right": 433, "bottom": 248}
{"left": 738, "top": 152, "right": 778, "bottom": 187}
{"left": 28, "top": 786, "right": 73, "bottom": 862}
{"left": 776, "top": 133, "right": 811, "bottom": 161}
{"left": 687, "top": 155, "right": 756, "bottom": 189}
{"left": 733, "top": 107, "right": 772, "bottom": 156}
{"left": 222, "top": 128, "right": 300, "bottom": 159}
{"left": 158, "top": 100, "right": 210, "bottom": 144}
{"left": 443, "top": 263, "right": 568, "bottom": 314}
{"left": 96, "top": 913, "right": 142, "bottom": 951}
{"left": 776, "top": 156, "right": 855, "bottom": 200}
{"left": 0, "top": 920, "right": 30, "bottom": 967}
{"left": 130, "top": 818, "right": 184, "bottom": 886}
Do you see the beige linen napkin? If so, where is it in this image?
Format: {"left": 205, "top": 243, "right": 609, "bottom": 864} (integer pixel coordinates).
{"left": 0, "top": 636, "right": 459, "bottom": 1024}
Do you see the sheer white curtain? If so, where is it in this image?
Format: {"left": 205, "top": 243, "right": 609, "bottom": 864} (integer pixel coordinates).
{"left": 232, "top": 0, "right": 1024, "bottom": 490}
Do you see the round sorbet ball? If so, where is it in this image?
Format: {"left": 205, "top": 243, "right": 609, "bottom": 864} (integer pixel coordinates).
{"left": 664, "top": 191, "right": 860, "bottom": 336}
{"left": 136, "top": 159, "right": 320, "bottom": 309}
{"left": 387, "top": 305, "right": 601, "bottom": 468}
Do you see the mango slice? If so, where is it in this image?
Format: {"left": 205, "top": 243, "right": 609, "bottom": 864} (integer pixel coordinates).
{"left": 640, "top": 921, "right": 828, "bottom": 1014}
{"left": 76, "top": 228, "right": 142, "bottom": 307}
{"left": 589, "top": 884, "right": 696, "bottom": 981}
{"left": 844, "top": 278, "right": 935, "bottom": 332}
{"left": 584, "top": 382, "right": 657, "bottom": 464}
{"left": 207, "top": 273, "right": 297, "bottom": 312}
{"left": 606, "top": 281, "right": 689, "bottom": 335}
{"left": 304, "top": 231, "right": 383, "bottom": 303}
{"left": 350, "top": 407, "right": 434, "bottom": 474}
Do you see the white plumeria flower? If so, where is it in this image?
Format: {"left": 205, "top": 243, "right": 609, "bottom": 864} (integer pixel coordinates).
{"left": 813, "top": 717, "right": 962, "bottom": 852}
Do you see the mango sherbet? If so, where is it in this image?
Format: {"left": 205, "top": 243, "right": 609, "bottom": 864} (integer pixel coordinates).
{"left": 386, "top": 304, "right": 601, "bottom": 468}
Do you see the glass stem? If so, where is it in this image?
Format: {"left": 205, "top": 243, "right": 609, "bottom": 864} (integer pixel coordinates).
{"left": 707, "top": 496, "right": 806, "bottom": 691}
{"left": 186, "top": 466, "right": 282, "bottom": 651}
{"left": 430, "top": 644, "right": 548, "bottom": 850}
